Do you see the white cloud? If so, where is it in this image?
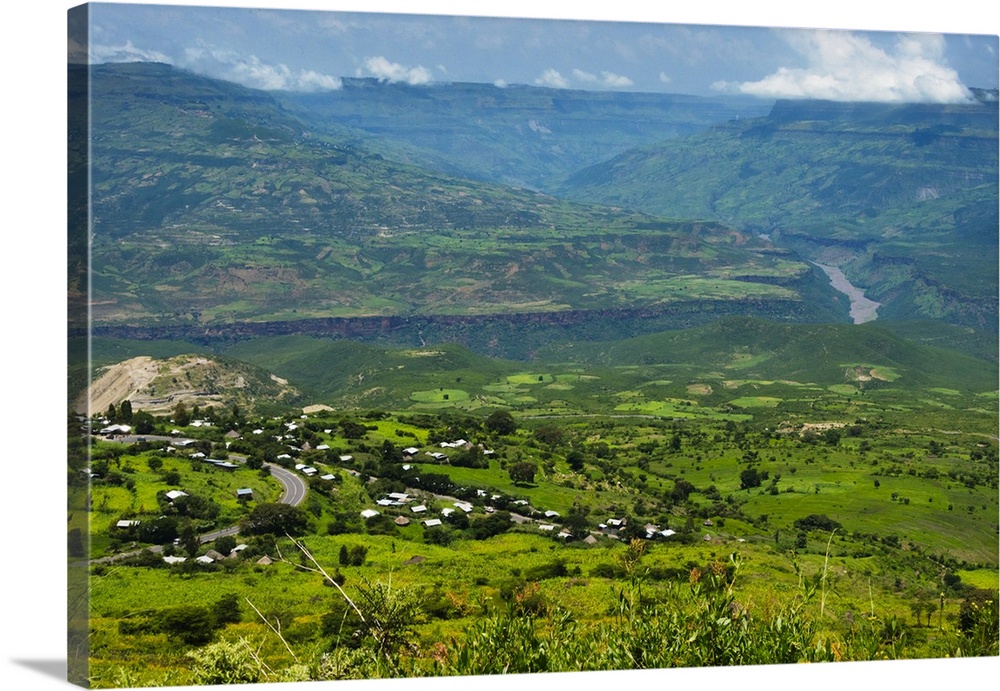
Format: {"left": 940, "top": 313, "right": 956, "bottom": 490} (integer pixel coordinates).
{"left": 659, "top": 72, "right": 672, "bottom": 84}
{"left": 182, "top": 46, "right": 341, "bottom": 92}
{"left": 91, "top": 40, "right": 172, "bottom": 64}
{"left": 600, "top": 71, "right": 634, "bottom": 88}
{"left": 540, "top": 68, "right": 632, "bottom": 89}
{"left": 363, "top": 56, "right": 433, "bottom": 85}
{"left": 535, "top": 68, "right": 569, "bottom": 88}
{"left": 722, "top": 30, "right": 972, "bottom": 103}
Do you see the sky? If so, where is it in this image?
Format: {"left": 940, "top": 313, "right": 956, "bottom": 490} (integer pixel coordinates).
{"left": 77, "top": 0, "right": 1000, "bottom": 103}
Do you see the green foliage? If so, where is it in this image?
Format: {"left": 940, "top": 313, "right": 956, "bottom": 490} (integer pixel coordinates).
{"left": 239, "top": 503, "right": 308, "bottom": 536}
{"left": 156, "top": 605, "right": 218, "bottom": 646}
{"left": 484, "top": 410, "right": 516, "bottom": 436}
{"left": 508, "top": 461, "right": 537, "bottom": 485}
{"left": 794, "top": 514, "right": 844, "bottom": 533}
{"left": 187, "top": 639, "right": 262, "bottom": 685}
{"left": 957, "top": 589, "right": 1000, "bottom": 656}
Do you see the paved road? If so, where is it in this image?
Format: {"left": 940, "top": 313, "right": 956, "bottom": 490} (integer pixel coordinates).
{"left": 84, "top": 462, "right": 309, "bottom": 563}
{"left": 266, "top": 462, "right": 308, "bottom": 507}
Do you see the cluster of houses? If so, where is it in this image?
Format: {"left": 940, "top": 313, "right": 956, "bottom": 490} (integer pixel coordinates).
{"left": 162, "top": 542, "right": 250, "bottom": 565}
{"left": 596, "top": 517, "right": 678, "bottom": 540}
{"left": 360, "top": 491, "right": 477, "bottom": 529}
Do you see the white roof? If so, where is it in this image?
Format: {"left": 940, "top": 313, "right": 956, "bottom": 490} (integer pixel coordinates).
{"left": 360, "top": 509, "right": 380, "bottom": 518}
{"left": 544, "top": 510, "right": 560, "bottom": 518}
{"left": 163, "top": 556, "right": 186, "bottom": 564}
{"left": 320, "top": 474, "right": 336, "bottom": 480}
{"left": 403, "top": 447, "right": 420, "bottom": 455}
{"left": 441, "top": 508, "right": 455, "bottom": 516}
{"left": 295, "top": 463, "right": 307, "bottom": 470}
{"left": 538, "top": 524, "right": 556, "bottom": 531}
{"left": 454, "top": 502, "right": 473, "bottom": 512}
{"left": 339, "top": 455, "right": 353, "bottom": 461}
{"left": 423, "top": 519, "right": 443, "bottom": 527}
{"left": 661, "top": 529, "right": 677, "bottom": 537}
{"left": 377, "top": 499, "right": 394, "bottom": 506}
{"left": 301, "top": 467, "right": 317, "bottom": 475}
{"left": 277, "top": 454, "right": 292, "bottom": 460}
{"left": 116, "top": 520, "right": 140, "bottom": 528}
{"left": 410, "top": 505, "right": 428, "bottom": 513}
{"left": 165, "top": 490, "right": 188, "bottom": 500}
{"left": 196, "top": 555, "right": 214, "bottom": 563}
{"left": 316, "top": 444, "right": 330, "bottom": 450}
{"left": 388, "top": 493, "right": 410, "bottom": 500}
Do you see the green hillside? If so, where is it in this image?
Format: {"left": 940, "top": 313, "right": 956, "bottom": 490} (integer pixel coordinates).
{"left": 559, "top": 98, "right": 999, "bottom": 329}
{"left": 539, "top": 316, "right": 994, "bottom": 391}
{"left": 79, "top": 62, "right": 844, "bottom": 338}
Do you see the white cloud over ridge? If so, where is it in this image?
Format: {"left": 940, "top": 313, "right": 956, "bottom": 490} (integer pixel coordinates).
{"left": 362, "top": 56, "right": 434, "bottom": 85}
{"left": 537, "top": 68, "right": 634, "bottom": 90}
{"left": 91, "top": 40, "right": 172, "bottom": 65}
{"left": 719, "top": 30, "right": 972, "bottom": 103}
{"left": 182, "top": 46, "right": 341, "bottom": 92}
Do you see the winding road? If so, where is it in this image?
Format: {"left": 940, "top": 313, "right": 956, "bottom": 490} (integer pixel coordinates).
{"left": 85, "top": 459, "right": 308, "bottom": 564}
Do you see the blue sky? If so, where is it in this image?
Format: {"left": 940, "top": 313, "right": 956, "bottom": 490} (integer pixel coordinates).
{"left": 78, "top": 0, "right": 999, "bottom": 102}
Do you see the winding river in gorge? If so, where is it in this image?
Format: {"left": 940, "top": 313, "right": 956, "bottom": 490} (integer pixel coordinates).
{"left": 812, "top": 262, "right": 881, "bottom": 324}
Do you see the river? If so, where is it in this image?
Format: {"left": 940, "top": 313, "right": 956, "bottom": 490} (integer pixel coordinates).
{"left": 813, "top": 263, "right": 881, "bottom": 324}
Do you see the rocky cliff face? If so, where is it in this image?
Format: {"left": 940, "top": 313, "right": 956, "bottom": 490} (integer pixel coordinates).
{"left": 89, "top": 294, "right": 818, "bottom": 360}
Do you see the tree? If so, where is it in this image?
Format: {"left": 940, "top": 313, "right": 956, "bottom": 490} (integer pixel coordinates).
{"left": 671, "top": 478, "right": 695, "bottom": 502}
{"left": 534, "top": 426, "right": 564, "bottom": 447}
{"left": 212, "top": 593, "right": 242, "bottom": 626}
{"left": 180, "top": 524, "right": 200, "bottom": 558}
{"left": 509, "top": 461, "right": 537, "bottom": 485}
{"left": 566, "top": 449, "right": 586, "bottom": 472}
{"left": 793, "top": 514, "right": 842, "bottom": 533}
{"left": 214, "top": 535, "right": 237, "bottom": 557}
{"left": 119, "top": 400, "right": 133, "bottom": 423}
{"left": 132, "top": 410, "right": 154, "bottom": 434}
{"left": 239, "top": 503, "right": 308, "bottom": 536}
{"left": 173, "top": 401, "right": 191, "bottom": 427}
{"left": 485, "top": 410, "right": 516, "bottom": 436}
{"left": 740, "top": 467, "right": 762, "bottom": 490}
{"left": 157, "top": 605, "right": 218, "bottom": 646}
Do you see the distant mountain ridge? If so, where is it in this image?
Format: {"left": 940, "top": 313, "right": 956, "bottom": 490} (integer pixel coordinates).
{"left": 278, "top": 77, "right": 771, "bottom": 190}
{"left": 558, "top": 96, "right": 999, "bottom": 329}
{"left": 76, "top": 61, "right": 845, "bottom": 344}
